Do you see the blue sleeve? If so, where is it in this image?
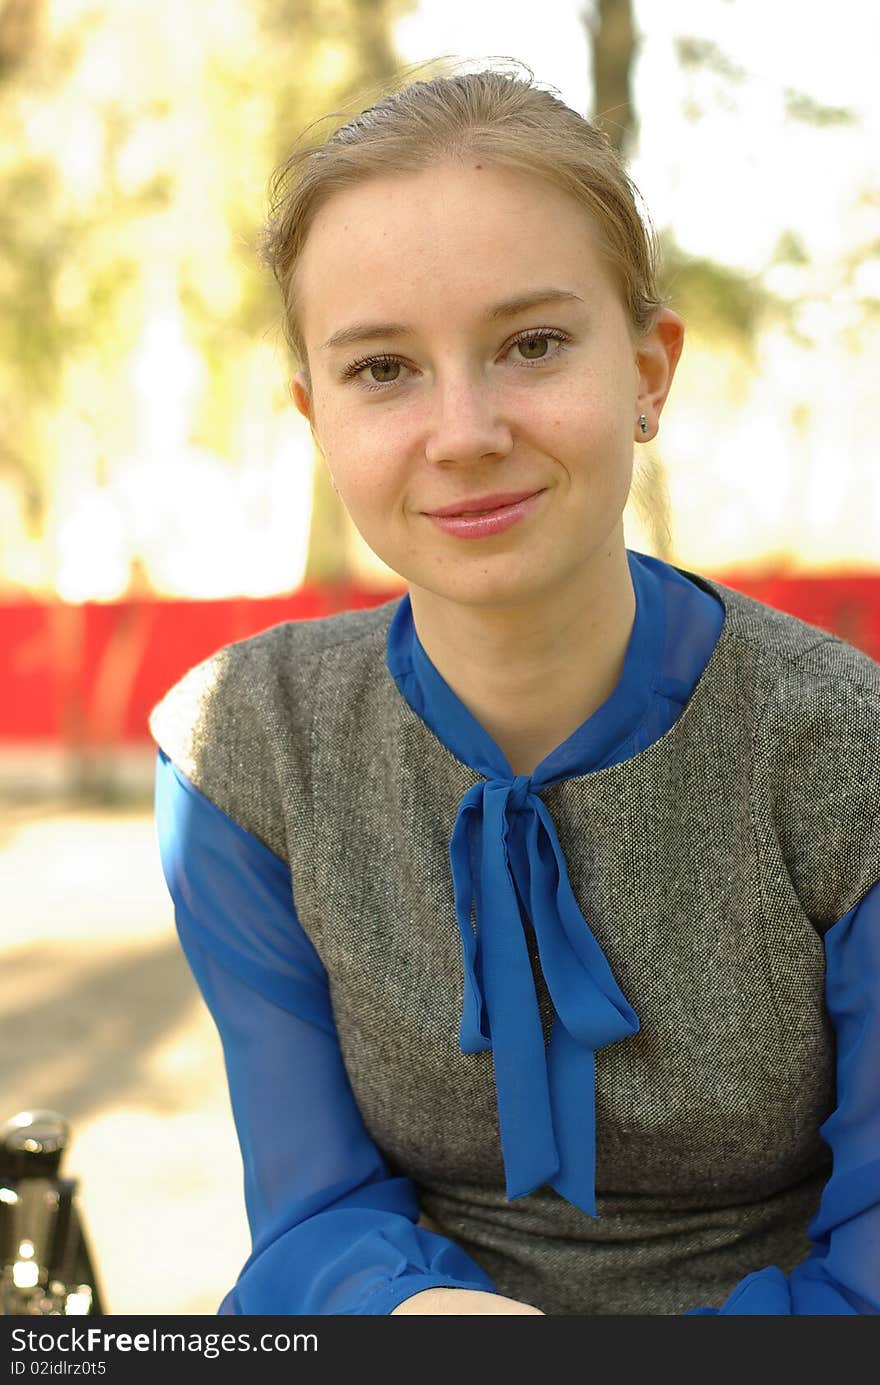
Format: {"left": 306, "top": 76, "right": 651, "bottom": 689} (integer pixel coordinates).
{"left": 153, "top": 748, "right": 498, "bottom": 1315}
{"left": 686, "top": 882, "right": 880, "bottom": 1315}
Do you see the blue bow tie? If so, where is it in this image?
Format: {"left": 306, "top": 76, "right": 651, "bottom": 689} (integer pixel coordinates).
{"left": 448, "top": 773, "right": 640, "bottom": 1217}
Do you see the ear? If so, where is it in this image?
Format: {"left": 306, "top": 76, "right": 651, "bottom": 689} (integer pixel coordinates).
{"left": 291, "top": 371, "right": 334, "bottom": 487}
{"left": 292, "top": 371, "right": 325, "bottom": 456}
{"left": 634, "top": 308, "right": 684, "bottom": 442}
{"left": 291, "top": 371, "right": 313, "bottom": 424}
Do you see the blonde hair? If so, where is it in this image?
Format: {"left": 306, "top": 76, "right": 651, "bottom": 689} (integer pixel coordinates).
{"left": 258, "top": 59, "right": 666, "bottom": 388}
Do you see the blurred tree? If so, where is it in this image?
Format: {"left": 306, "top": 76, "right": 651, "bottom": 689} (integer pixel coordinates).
{"left": 0, "top": 0, "right": 61, "bottom": 534}
{"left": 585, "top": 0, "right": 675, "bottom": 557}
{"left": 582, "top": 5, "right": 874, "bottom": 562}
{"left": 0, "top": 0, "right": 419, "bottom": 595}
{"left": 664, "top": 30, "right": 875, "bottom": 347}
{"left": 585, "top": 0, "right": 638, "bottom": 160}
{"left": 0, "top": 0, "right": 42, "bottom": 77}
{"left": 0, "top": 0, "right": 171, "bottom": 549}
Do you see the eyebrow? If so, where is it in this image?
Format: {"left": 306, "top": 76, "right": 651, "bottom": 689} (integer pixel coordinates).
{"left": 320, "top": 288, "right": 585, "bottom": 353}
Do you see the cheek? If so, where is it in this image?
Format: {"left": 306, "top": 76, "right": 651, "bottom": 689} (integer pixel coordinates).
{"left": 549, "top": 359, "right": 624, "bottom": 414}
{"left": 325, "top": 443, "right": 399, "bottom": 529}
{"left": 540, "top": 379, "right": 629, "bottom": 458}
{"left": 328, "top": 414, "right": 417, "bottom": 499}
{"left": 319, "top": 413, "right": 373, "bottom": 486}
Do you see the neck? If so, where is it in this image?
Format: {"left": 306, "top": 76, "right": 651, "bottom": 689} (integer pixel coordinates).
{"left": 407, "top": 538, "right": 637, "bottom": 776}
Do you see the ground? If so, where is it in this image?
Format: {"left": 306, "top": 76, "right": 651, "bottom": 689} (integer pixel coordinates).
{"left": 1, "top": 801, "right": 251, "bottom": 1315}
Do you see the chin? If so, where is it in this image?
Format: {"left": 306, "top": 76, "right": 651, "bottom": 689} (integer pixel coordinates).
{"left": 414, "top": 569, "right": 559, "bottom": 611}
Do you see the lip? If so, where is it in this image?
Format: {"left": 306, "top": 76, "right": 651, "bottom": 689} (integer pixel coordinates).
{"left": 424, "top": 489, "right": 544, "bottom": 517}
{"left": 425, "top": 489, "right": 546, "bottom": 540}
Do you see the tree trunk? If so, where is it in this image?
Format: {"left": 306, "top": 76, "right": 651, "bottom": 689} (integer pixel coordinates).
{"left": 588, "top": 0, "right": 637, "bottom": 158}
{"left": 587, "top": 0, "right": 673, "bottom": 560}
{"left": 0, "top": 0, "right": 44, "bottom": 80}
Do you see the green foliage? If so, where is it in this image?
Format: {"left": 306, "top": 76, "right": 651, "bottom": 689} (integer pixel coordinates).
{"left": 674, "top": 37, "right": 745, "bottom": 82}
{"left": 0, "top": 0, "right": 418, "bottom": 583}
{"left": 0, "top": 160, "right": 74, "bottom": 402}
{"left": 783, "top": 89, "right": 856, "bottom": 127}
{"left": 772, "top": 230, "right": 810, "bottom": 266}
{"left": 658, "top": 234, "right": 777, "bottom": 352}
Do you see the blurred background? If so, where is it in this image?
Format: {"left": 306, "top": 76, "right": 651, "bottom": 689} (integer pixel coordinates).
{"left": 2, "top": 0, "right": 878, "bottom": 1315}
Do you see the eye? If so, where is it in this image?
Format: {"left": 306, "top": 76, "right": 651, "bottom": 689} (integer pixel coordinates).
{"left": 340, "top": 327, "right": 572, "bottom": 393}
{"left": 340, "top": 352, "right": 407, "bottom": 392}
{"left": 508, "top": 328, "right": 570, "bottom": 364}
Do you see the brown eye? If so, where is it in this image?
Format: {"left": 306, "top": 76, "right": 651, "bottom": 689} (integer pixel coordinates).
{"left": 367, "top": 360, "right": 401, "bottom": 384}
{"left": 342, "top": 354, "right": 408, "bottom": 390}
{"left": 516, "top": 335, "right": 551, "bottom": 360}
{"left": 508, "top": 328, "right": 570, "bottom": 367}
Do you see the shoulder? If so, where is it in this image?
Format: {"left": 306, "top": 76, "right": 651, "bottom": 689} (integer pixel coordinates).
{"left": 755, "top": 624, "right": 880, "bottom": 743}
{"left": 148, "top": 596, "right": 401, "bottom": 789}
{"left": 694, "top": 571, "right": 874, "bottom": 679}
{"left": 756, "top": 633, "right": 880, "bottom": 852}
{"left": 703, "top": 570, "right": 880, "bottom": 791}
{"left": 688, "top": 573, "right": 880, "bottom": 922}
{"left": 693, "top": 570, "right": 878, "bottom": 711}
{"left": 730, "top": 600, "right": 880, "bottom": 925}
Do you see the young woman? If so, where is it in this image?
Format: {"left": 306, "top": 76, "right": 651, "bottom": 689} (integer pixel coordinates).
{"left": 150, "top": 65, "right": 879, "bottom": 1316}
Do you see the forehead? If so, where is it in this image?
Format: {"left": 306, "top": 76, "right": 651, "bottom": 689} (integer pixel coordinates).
{"left": 295, "top": 161, "right": 616, "bottom": 336}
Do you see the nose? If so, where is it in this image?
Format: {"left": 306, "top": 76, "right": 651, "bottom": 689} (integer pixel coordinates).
{"left": 423, "top": 367, "right": 514, "bottom": 466}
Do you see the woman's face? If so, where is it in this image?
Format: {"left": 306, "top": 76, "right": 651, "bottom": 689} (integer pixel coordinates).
{"left": 292, "top": 159, "right": 681, "bottom": 610}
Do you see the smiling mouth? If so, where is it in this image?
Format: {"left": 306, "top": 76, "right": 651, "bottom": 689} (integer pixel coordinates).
{"left": 426, "top": 489, "right": 544, "bottom": 518}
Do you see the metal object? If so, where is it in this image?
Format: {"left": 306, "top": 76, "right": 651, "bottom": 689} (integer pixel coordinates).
{"left": 0, "top": 1110, "right": 105, "bottom": 1315}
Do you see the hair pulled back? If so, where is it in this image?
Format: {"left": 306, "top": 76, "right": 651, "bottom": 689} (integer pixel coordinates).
{"left": 258, "top": 59, "right": 666, "bottom": 386}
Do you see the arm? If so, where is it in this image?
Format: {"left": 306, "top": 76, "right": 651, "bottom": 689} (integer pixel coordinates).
{"left": 686, "top": 883, "right": 880, "bottom": 1315}
{"left": 154, "top": 749, "right": 538, "bottom": 1315}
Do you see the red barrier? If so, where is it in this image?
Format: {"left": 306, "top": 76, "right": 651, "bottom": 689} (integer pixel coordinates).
{"left": 2, "top": 572, "right": 878, "bottom": 745}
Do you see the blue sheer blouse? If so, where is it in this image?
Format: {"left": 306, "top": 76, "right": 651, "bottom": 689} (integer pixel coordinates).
{"left": 154, "top": 549, "right": 880, "bottom": 1315}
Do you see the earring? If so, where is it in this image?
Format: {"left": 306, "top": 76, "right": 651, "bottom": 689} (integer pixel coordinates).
{"left": 638, "top": 414, "right": 649, "bottom": 436}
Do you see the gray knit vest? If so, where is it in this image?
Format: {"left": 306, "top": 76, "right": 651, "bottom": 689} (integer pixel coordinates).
{"left": 149, "top": 567, "right": 880, "bottom": 1315}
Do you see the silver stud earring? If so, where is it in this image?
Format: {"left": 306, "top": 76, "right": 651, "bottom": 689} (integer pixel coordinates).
{"left": 638, "top": 414, "right": 649, "bottom": 436}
